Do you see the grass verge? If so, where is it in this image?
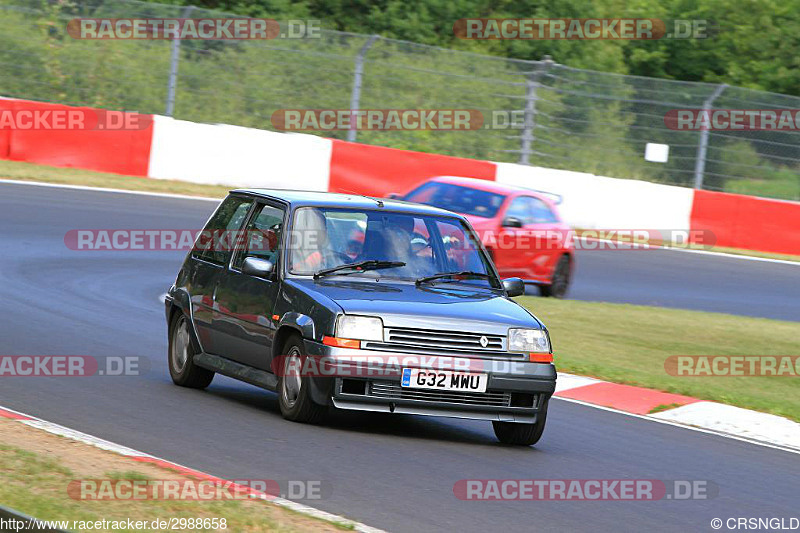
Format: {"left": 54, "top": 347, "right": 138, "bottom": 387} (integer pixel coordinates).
{"left": 0, "top": 419, "right": 351, "bottom": 532}
{"left": 0, "top": 160, "right": 231, "bottom": 199}
{"left": 2, "top": 159, "right": 799, "bottom": 263}
{"left": 518, "top": 297, "right": 800, "bottom": 422}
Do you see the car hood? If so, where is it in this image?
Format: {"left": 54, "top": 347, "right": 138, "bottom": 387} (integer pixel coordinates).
{"left": 287, "top": 278, "right": 542, "bottom": 334}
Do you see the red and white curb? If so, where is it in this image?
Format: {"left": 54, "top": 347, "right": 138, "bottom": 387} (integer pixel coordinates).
{"left": 0, "top": 406, "right": 385, "bottom": 533}
{"left": 554, "top": 372, "right": 800, "bottom": 453}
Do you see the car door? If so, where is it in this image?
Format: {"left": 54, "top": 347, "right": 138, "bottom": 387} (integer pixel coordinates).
{"left": 527, "top": 196, "right": 563, "bottom": 280}
{"left": 211, "top": 201, "right": 286, "bottom": 370}
{"left": 186, "top": 194, "right": 254, "bottom": 354}
{"left": 495, "top": 196, "right": 532, "bottom": 278}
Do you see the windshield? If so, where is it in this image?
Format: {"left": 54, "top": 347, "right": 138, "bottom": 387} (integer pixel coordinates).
{"left": 404, "top": 182, "right": 506, "bottom": 218}
{"left": 288, "top": 207, "right": 497, "bottom": 286}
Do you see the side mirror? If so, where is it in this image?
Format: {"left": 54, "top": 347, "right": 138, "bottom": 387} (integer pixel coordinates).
{"left": 386, "top": 192, "right": 402, "bottom": 200}
{"left": 502, "top": 216, "right": 523, "bottom": 228}
{"left": 502, "top": 277, "right": 525, "bottom": 297}
{"left": 242, "top": 257, "right": 274, "bottom": 279}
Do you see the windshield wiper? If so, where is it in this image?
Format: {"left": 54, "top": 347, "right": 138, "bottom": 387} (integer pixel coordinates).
{"left": 313, "top": 260, "right": 406, "bottom": 279}
{"left": 415, "top": 271, "right": 491, "bottom": 285}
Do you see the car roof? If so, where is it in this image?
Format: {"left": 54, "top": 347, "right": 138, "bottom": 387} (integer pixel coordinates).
{"left": 230, "top": 188, "right": 462, "bottom": 217}
{"left": 426, "top": 176, "right": 562, "bottom": 204}
{"left": 428, "top": 176, "right": 533, "bottom": 195}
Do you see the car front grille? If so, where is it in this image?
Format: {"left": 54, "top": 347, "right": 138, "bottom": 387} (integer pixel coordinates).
{"left": 367, "top": 380, "right": 512, "bottom": 407}
{"left": 362, "top": 327, "right": 509, "bottom": 356}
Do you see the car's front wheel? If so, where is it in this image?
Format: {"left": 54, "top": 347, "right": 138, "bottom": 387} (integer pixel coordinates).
{"left": 540, "top": 255, "right": 570, "bottom": 298}
{"left": 277, "top": 335, "right": 327, "bottom": 423}
{"left": 492, "top": 401, "right": 548, "bottom": 446}
{"left": 168, "top": 312, "right": 214, "bottom": 389}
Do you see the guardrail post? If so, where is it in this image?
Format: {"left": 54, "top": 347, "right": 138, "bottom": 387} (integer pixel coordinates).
{"left": 693, "top": 83, "right": 728, "bottom": 189}
{"left": 165, "top": 5, "right": 195, "bottom": 117}
{"left": 519, "top": 55, "right": 553, "bottom": 165}
{"left": 347, "top": 34, "right": 379, "bottom": 143}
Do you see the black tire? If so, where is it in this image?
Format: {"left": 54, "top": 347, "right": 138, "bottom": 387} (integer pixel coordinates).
{"left": 168, "top": 312, "right": 214, "bottom": 389}
{"left": 492, "top": 401, "right": 548, "bottom": 446}
{"left": 277, "top": 335, "right": 327, "bottom": 423}
{"left": 540, "top": 255, "right": 571, "bottom": 298}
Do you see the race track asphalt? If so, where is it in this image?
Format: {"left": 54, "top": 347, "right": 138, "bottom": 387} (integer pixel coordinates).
{"left": 1, "top": 182, "right": 798, "bottom": 532}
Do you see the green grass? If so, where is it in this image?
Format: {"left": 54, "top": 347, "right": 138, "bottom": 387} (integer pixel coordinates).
{"left": 648, "top": 403, "right": 683, "bottom": 414}
{"left": 0, "top": 439, "right": 349, "bottom": 532}
{"left": 725, "top": 176, "right": 800, "bottom": 202}
{"left": 0, "top": 159, "right": 232, "bottom": 199}
{"left": 517, "top": 297, "right": 800, "bottom": 421}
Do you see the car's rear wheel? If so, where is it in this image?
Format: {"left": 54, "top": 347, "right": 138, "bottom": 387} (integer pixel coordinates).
{"left": 168, "top": 312, "right": 214, "bottom": 389}
{"left": 277, "top": 335, "right": 327, "bottom": 423}
{"left": 492, "top": 401, "right": 548, "bottom": 446}
{"left": 540, "top": 255, "right": 570, "bottom": 298}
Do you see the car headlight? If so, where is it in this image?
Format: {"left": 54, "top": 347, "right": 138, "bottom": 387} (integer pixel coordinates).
{"left": 508, "top": 328, "right": 550, "bottom": 353}
{"left": 336, "top": 315, "right": 384, "bottom": 342}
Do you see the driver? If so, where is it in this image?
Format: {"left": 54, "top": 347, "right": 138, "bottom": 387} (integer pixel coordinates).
{"left": 382, "top": 215, "right": 415, "bottom": 262}
{"left": 291, "top": 208, "right": 338, "bottom": 272}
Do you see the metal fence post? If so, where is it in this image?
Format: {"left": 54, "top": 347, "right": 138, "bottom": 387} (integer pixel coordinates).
{"left": 519, "top": 55, "right": 553, "bottom": 165}
{"left": 165, "top": 5, "right": 195, "bottom": 117}
{"left": 347, "top": 34, "right": 379, "bottom": 143}
{"left": 693, "top": 83, "right": 728, "bottom": 189}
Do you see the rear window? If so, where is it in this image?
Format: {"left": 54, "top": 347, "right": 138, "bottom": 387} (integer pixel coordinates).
{"left": 405, "top": 182, "right": 506, "bottom": 218}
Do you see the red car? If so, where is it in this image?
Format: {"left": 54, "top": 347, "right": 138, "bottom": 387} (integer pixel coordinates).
{"left": 394, "top": 176, "right": 574, "bottom": 297}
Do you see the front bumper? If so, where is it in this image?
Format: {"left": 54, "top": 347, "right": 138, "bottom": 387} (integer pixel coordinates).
{"left": 302, "top": 339, "right": 556, "bottom": 423}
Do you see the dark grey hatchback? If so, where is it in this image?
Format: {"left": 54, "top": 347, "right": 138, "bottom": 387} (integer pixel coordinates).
{"left": 165, "top": 189, "right": 556, "bottom": 445}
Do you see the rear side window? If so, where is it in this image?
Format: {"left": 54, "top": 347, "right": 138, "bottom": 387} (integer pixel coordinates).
{"left": 231, "top": 203, "right": 285, "bottom": 270}
{"left": 505, "top": 196, "right": 558, "bottom": 225}
{"left": 529, "top": 197, "right": 558, "bottom": 223}
{"left": 193, "top": 195, "right": 253, "bottom": 265}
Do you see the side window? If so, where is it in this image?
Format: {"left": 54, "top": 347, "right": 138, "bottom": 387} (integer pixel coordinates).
{"left": 505, "top": 197, "right": 531, "bottom": 225}
{"left": 231, "top": 203, "right": 285, "bottom": 270}
{"left": 434, "top": 219, "right": 487, "bottom": 275}
{"left": 193, "top": 195, "right": 253, "bottom": 265}
{"left": 529, "top": 197, "right": 558, "bottom": 224}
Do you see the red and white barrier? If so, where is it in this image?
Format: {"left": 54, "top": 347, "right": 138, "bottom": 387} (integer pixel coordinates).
{"left": 328, "top": 139, "right": 496, "bottom": 197}
{"left": 147, "top": 115, "right": 333, "bottom": 190}
{"left": 1, "top": 97, "right": 798, "bottom": 256}
{"left": 495, "top": 162, "right": 695, "bottom": 231}
{"left": 0, "top": 97, "right": 153, "bottom": 176}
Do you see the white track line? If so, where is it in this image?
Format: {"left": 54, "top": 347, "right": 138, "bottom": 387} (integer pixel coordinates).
{"left": 0, "top": 404, "right": 385, "bottom": 533}
{"left": 552, "top": 396, "right": 800, "bottom": 455}
{"left": 2, "top": 178, "right": 798, "bottom": 266}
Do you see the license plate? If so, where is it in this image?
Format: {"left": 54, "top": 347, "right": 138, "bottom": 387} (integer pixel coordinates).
{"left": 401, "top": 368, "right": 488, "bottom": 393}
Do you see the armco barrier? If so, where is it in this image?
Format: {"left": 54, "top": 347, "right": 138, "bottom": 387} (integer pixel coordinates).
{"left": 690, "top": 190, "right": 800, "bottom": 255}
{"left": 328, "top": 139, "right": 496, "bottom": 197}
{"left": 0, "top": 98, "right": 153, "bottom": 176}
